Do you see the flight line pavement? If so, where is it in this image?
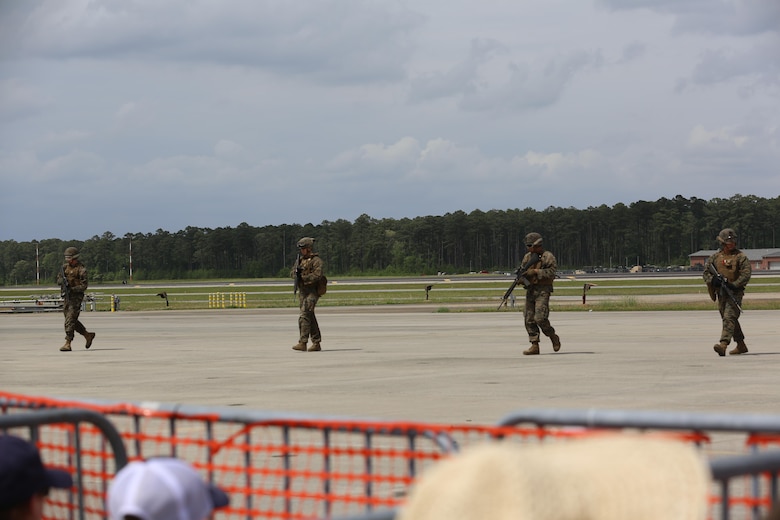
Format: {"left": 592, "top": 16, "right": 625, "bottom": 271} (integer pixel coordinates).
{"left": 2, "top": 305, "right": 779, "bottom": 428}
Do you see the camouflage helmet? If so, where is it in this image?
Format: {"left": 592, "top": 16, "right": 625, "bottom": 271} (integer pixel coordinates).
{"left": 717, "top": 228, "right": 737, "bottom": 245}
{"left": 524, "top": 232, "right": 543, "bottom": 247}
{"left": 297, "top": 237, "right": 315, "bottom": 249}
{"left": 64, "top": 247, "right": 80, "bottom": 259}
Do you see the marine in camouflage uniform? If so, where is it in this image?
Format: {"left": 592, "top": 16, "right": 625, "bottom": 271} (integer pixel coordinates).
{"left": 291, "top": 237, "right": 325, "bottom": 352}
{"left": 521, "top": 233, "right": 561, "bottom": 355}
{"left": 703, "top": 228, "right": 751, "bottom": 357}
{"left": 56, "top": 247, "right": 96, "bottom": 352}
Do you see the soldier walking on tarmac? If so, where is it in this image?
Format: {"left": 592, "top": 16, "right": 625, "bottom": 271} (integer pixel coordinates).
{"left": 291, "top": 237, "right": 326, "bottom": 352}
{"left": 57, "top": 247, "right": 95, "bottom": 352}
{"left": 521, "top": 232, "right": 561, "bottom": 355}
{"left": 703, "top": 228, "right": 751, "bottom": 356}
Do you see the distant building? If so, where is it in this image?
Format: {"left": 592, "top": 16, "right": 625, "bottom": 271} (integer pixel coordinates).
{"left": 689, "top": 249, "right": 780, "bottom": 271}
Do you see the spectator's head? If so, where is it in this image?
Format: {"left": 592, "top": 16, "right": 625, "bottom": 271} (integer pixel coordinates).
{"left": 399, "top": 435, "right": 710, "bottom": 520}
{"left": 108, "top": 458, "right": 229, "bottom": 520}
{"left": 0, "top": 435, "right": 73, "bottom": 520}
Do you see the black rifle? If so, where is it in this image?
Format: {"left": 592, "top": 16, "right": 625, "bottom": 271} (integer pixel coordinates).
{"left": 59, "top": 264, "right": 70, "bottom": 301}
{"left": 293, "top": 253, "right": 303, "bottom": 295}
{"left": 498, "top": 252, "right": 541, "bottom": 310}
{"left": 707, "top": 262, "right": 743, "bottom": 313}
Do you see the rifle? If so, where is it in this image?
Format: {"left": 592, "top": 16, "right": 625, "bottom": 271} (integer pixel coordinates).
{"left": 59, "top": 264, "right": 70, "bottom": 301}
{"left": 498, "top": 252, "right": 540, "bottom": 310}
{"left": 706, "top": 262, "right": 743, "bottom": 313}
{"left": 293, "top": 253, "right": 303, "bottom": 295}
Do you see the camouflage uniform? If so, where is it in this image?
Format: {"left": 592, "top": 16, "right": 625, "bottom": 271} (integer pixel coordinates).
{"left": 291, "top": 237, "right": 325, "bottom": 351}
{"left": 56, "top": 247, "right": 95, "bottom": 351}
{"left": 703, "top": 229, "right": 751, "bottom": 356}
{"left": 521, "top": 233, "right": 561, "bottom": 355}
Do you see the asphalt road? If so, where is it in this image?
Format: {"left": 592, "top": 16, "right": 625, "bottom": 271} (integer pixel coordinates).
{"left": 2, "top": 307, "right": 779, "bottom": 426}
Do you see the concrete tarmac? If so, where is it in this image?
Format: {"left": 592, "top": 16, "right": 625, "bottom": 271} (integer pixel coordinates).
{"left": 1, "top": 307, "right": 779, "bottom": 424}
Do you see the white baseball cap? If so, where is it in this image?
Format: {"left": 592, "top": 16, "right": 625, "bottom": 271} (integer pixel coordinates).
{"left": 108, "top": 458, "right": 229, "bottom": 520}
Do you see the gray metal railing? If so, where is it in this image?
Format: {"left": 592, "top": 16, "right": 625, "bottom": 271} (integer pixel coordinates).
{"left": 498, "top": 408, "right": 780, "bottom": 520}
{"left": 0, "top": 409, "right": 128, "bottom": 520}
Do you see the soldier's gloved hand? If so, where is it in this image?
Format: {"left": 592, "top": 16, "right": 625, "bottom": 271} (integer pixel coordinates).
{"left": 711, "top": 276, "right": 722, "bottom": 288}
{"left": 724, "top": 281, "right": 737, "bottom": 291}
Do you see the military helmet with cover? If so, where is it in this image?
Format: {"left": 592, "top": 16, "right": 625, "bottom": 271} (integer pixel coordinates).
{"left": 64, "top": 247, "right": 80, "bottom": 259}
{"left": 717, "top": 228, "right": 737, "bottom": 245}
{"left": 297, "top": 237, "right": 315, "bottom": 249}
{"left": 524, "top": 232, "right": 543, "bottom": 247}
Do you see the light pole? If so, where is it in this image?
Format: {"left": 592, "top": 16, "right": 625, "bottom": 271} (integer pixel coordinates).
{"left": 34, "top": 240, "right": 40, "bottom": 285}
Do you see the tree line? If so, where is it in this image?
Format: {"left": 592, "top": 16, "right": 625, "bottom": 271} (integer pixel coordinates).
{"left": 2, "top": 194, "right": 778, "bottom": 285}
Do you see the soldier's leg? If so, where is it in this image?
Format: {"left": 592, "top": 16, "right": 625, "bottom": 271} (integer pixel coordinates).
{"left": 533, "top": 289, "right": 561, "bottom": 352}
{"left": 298, "top": 294, "right": 319, "bottom": 341}
{"left": 713, "top": 299, "right": 731, "bottom": 356}
{"left": 298, "top": 310, "right": 311, "bottom": 345}
{"left": 292, "top": 295, "right": 310, "bottom": 350}
{"left": 728, "top": 296, "right": 747, "bottom": 354}
{"left": 523, "top": 292, "right": 541, "bottom": 355}
{"left": 308, "top": 296, "right": 321, "bottom": 351}
{"left": 63, "top": 305, "right": 77, "bottom": 341}
{"left": 719, "top": 299, "right": 739, "bottom": 345}
{"left": 74, "top": 320, "right": 87, "bottom": 336}
{"left": 534, "top": 289, "right": 556, "bottom": 337}
{"left": 524, "top": 294, "right": 539, "bottom": 343}
{"left": 61, "top": 303, "right": 78, "bottom": 351}
{"left": 732, "top": 320, "right": 744, "bottom": 343}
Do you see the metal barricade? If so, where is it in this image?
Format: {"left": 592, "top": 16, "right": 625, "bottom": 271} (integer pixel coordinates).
{"left": 0, "top": 408, "right": 128, "bottom": 520}
{"left": 711, "top": 450, "right": 780, "bottom": 520}
{"left": 1, "top": 392, "right": 463, "bottom": 520}
{"left": 4, "top": 392, "right": 780, "bottom": 520}
{"left": 323, "top": 451, "right": 780, "bottom": 520}
{"left": 498, "top": 408, "right": 780, "bottom": 520}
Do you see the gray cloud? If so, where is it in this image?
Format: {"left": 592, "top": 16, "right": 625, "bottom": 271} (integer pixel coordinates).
{"left": 1, "top": 0, "right": 425, "bottom": 84}
{"left": 600, "top": 0, "right": 779, "bottom": 92}
{"left": 409, "top": 39, "right": 601, "bottom": 112}
{"left": 617, "top": 42, "right": 647, "bottom": 63}
{"left": 599, "top": 0, "right": 780, "bottom": 36}
{"left": 407, "top": 38, "right": 506, "bottom": 104}
{"left": 0, "top": 78, "right": 52, "bottom": 120}
{"left": 460, "top": 50, "right": 602, "bottom": 112}
{"left": 690, "top": 41, "right": 780, "bottom": 88}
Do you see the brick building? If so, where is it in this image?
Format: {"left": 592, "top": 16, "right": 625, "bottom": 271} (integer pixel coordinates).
{"left": 689, "top": 249, "right": 780, "bottom": 271}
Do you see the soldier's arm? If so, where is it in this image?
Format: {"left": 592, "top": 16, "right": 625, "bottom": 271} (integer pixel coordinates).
{"left": 733, "top": 254, "right": 751, "bottom": 289}
{"left": 702, "top": 255, "right": 716, "bottom": 284}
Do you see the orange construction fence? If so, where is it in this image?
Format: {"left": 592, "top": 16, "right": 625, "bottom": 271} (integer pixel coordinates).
{"left": 2, "top": 391, "right": 780, "bottom": 520}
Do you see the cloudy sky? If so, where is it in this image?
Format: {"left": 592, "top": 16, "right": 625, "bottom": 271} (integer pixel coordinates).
{"left": 1, "top": 0, "right": 778, "bottom": 242}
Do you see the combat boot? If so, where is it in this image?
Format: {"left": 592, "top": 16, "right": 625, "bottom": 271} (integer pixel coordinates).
{"left": 60, "top": 340, "right": 72, "bottom": 352}
{"left": 550, "top": 334, "right": 561, "bottom": 352}
{"left": 729, "top": 340, "right": 748, "bottom": 355}
{"left": 308, "top": 342, "right": 321, "bottom": 352}
{"left": 84, "top": 331, "right": 96, "bottom": 349}
{"left": 523, "top": 342, "right": 540, "bottom": 356}
{"left": 292, "top": 342, "right": 307, "bottom": 351}
{"left": 713, "top": 342, "right": 727, "bottom": 357}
